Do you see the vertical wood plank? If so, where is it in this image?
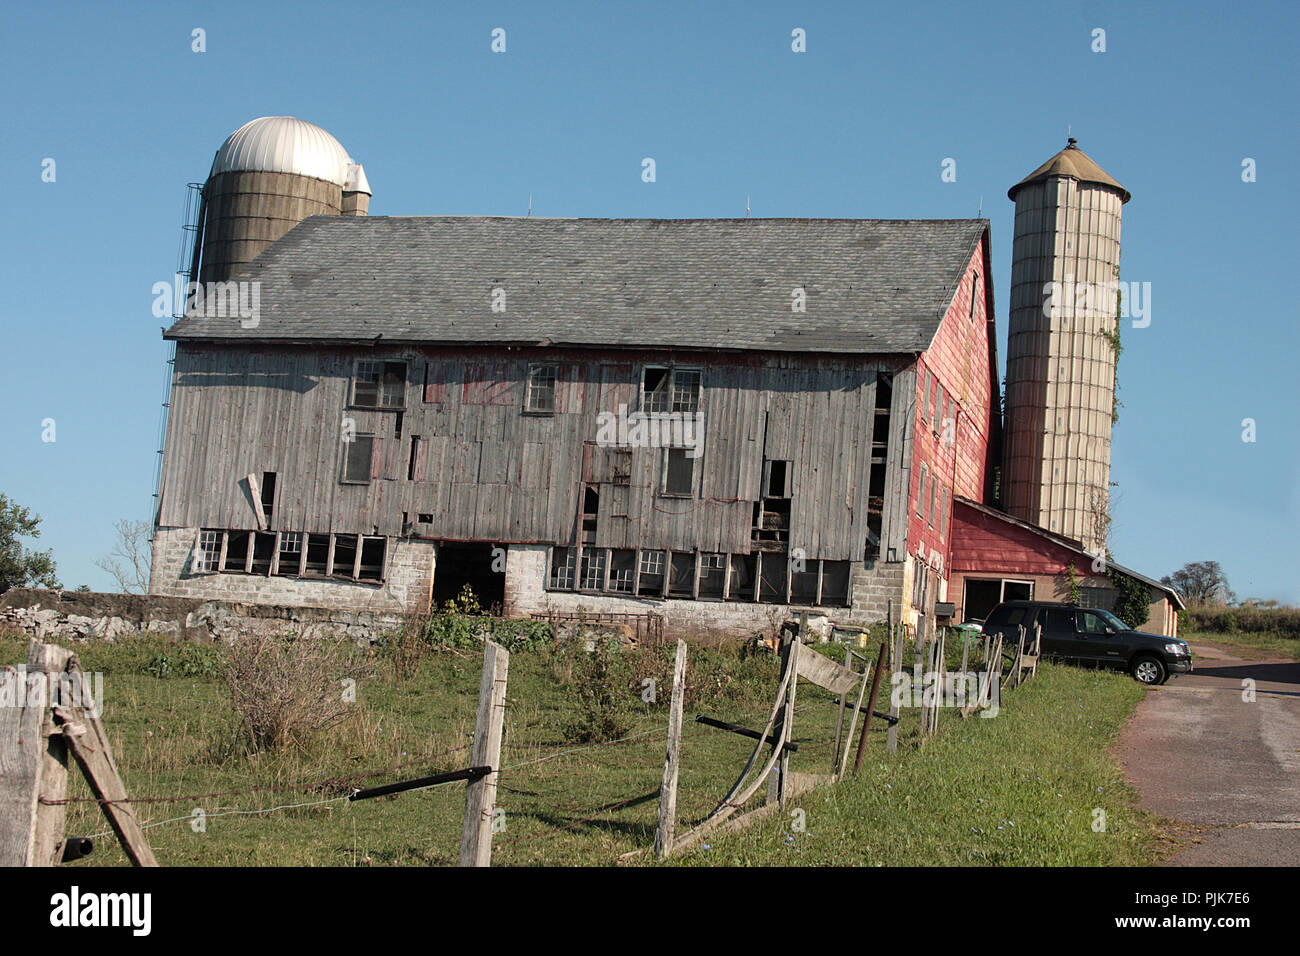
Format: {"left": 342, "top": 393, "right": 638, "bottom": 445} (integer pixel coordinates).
{"left": 654, "top": 640, "right": 688, "bottom": 857}
{"left": 459, "top": 640, "right": 509, "bottom": 867}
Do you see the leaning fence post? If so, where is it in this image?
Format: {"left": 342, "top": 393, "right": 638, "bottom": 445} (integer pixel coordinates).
{"left": 887, "top": 620, "right": 902, "bottom": 753}
{"left": 459, "top": 640, "right": 509, "bottom": 867}
{"left": 654, "top": 640, "right": 688, "bottom": 857}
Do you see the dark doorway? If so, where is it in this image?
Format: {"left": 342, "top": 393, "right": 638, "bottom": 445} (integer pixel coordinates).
{"left": 963, "top": 579, "right": 1002, "bottom": 622}
{"left": 433, "top": 542, "right": 505, "bottom": 611}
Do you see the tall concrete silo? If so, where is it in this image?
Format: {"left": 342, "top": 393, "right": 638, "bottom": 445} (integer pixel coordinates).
{"left": 190, "top": 116, "right": 370, "bottom": 285}
{"left": 1002, "top": 139, "right": 1130, "bottom": 555}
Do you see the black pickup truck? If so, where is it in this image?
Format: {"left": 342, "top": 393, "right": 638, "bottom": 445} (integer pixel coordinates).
{"left": 981, "top": 600, "right": 1193, "bottom": 685}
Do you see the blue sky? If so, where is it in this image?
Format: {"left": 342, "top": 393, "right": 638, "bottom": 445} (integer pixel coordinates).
{"left": 1, "top": 1, "right": 1296, "bottom": 601}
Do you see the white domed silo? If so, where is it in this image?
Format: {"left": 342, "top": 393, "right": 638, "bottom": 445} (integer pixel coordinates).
{"left": 1002, "top": 139, "right": 1129, "bottom": 555}
{"left": 192, "top": 116, "right": 370, "bottom": 284}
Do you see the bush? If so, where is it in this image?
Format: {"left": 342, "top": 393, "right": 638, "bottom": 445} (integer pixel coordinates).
{"left": 1183, "top": 604, "right": 1300, "bottom": 638}
{"left": 146, "top": 642, "right": 223, "bottom": 680}
{"left": 222, "top": 633, "right": 368, "bottom": 752}
{"left": 560, "top": 633, "right": 635, "bottom": 744}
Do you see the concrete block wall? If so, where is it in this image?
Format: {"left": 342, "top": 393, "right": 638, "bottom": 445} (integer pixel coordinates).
{"left": 849, "top": 562, "right": 907, "bottom": 622}
{"left": 149, "top": 526, "right": 435, "bottom": 614}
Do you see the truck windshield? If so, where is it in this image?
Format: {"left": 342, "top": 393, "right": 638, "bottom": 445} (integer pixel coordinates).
{"left": 1094, "top": 609, "right": 1127, "bottom": 631}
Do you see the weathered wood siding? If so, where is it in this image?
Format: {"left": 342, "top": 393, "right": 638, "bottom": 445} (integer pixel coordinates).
{"left": 159, "top": 345, "right": 911, "bottom": 563}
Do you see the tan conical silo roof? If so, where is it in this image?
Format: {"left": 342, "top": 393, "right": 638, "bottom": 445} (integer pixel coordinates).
{"left": 1008, "top": 139, "right": 1130, "bottom": 202}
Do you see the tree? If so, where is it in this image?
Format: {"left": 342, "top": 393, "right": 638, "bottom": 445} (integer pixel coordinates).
{"left": 95, "top": 519, "right": 153, "bottom": 594}
{"left": 0, "top": 494, "right": 61, "bottom": 593}
{"left": 1161, "top": 561, "right": 1235, "bottom": 606}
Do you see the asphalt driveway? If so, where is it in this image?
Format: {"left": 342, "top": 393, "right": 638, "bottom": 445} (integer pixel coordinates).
{"left": 1116, "top": 642, "right": 1300, "bottom": 866}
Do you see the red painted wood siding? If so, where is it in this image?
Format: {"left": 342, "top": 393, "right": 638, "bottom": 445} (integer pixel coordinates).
{"left": 949, "top": 500, "right": 1077, "bottom": 576}
{"left": 906, "top": 240, "right": 997, "bottom": 577}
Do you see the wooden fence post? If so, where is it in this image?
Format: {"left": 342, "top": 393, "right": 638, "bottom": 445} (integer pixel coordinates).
{"left": 654, "top": 640, "right": 688, "bottom": 858}
{"left": 459, "top": 640, "right": 509, "bottom": 867}
{"left": 887, "top": 620, "right": 902, "bottom": 754}
{"left": 1, "top": 641, "right": 73, "bottom": 867}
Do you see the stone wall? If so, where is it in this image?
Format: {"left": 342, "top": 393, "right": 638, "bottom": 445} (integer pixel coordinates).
{"left": 149, "top": 526, "right": 435, "bottom": 613}
{"left": 0, "top": 588, "right": 406, "bottom": 645}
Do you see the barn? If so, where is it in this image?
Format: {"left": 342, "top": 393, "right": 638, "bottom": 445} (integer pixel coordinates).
{"left": 149, "top": 116, "right": 1175, "bottom": 640}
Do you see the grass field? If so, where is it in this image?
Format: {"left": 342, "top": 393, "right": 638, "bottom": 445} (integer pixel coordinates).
{"left": 1181, "top": 628, "right": 1300, "bottom": 661}
{"left": 1, "top": 628, "right": 1165, "bottom": 867}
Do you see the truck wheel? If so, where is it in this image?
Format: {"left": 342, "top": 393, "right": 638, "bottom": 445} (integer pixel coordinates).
{"left": 1131, "top": 655, "right": 1167, "bottom": 685}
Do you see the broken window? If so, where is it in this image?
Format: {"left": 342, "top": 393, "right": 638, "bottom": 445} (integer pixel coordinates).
{"left": 260, "top": 472, "right": 277, "bottom": 526}
{"left": 341, "top": 434, "right": 375, "bottom": 484}
{"left": 790, "top": 559, "right": 819, "bottom": 606}
{"left": 636, "top": 550, "right": 665, "bottom": 596}
{"left": 758, "top": 553, "right": 788, "bottom": 603}
{"left": 667, "top": 552, "right": 695, "bottom": 598}
{"left": 662, "top": 448, "right": 695, "bottom": 497}
{"left": 418, "top": 513, "right": 434, "bottom": 524}
{"left": 251, "top": 532, "right": 276, "bottom": 575}
{"left": 762, "top": 459, "right": 793, "bottom": 498}
{"left": 358, "top": 537, "right": 386, "bottom": 582}
{"left": 821, "top": 561, "right": 851, "bottom": 607}
{"left": 549, "top": 547, "right": 577, "bottom": 590}
{"left": 332, "top": 534, "right": 358, "bottom": 580}
{"left": 524, "top": 364, "right": 558, "bottom": 414}
{"left": 642, "top": 367, "right": 701, "bottom": 414}
{"left": 609, "top": 550, "right": 636, "bottom": 592}
{"left": 352, "top": 360, "right": 406, "bottom": 409}
{"left": 698, "top": 553, "right": 726, "bottom": 599}
{"left": 581, "top": 485, "right": 599, "bottom": 543}
{"left": 580, "top": 548, "right": 607, "bottom": 591}
{"left": 196, "top": 530, "right": 222, "bottom": 573}
{"left": 408, "top": 436, "right": 421, "bottom": 481}
{"left": 224, "top": 531, "right": 251, "bottom": 572}
{"left": 304, "top": 534, "right": 330, "bottom": 576}
{"left": 276, "top": 532, "right": 302, "bottom": 576}
{"left": 726, "top": 554, "right": 756, "bottom": 601}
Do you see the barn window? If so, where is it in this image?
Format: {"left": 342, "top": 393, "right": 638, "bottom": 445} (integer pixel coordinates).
{"left": 303, "top": 534, "right": 330, "bottom": 577}
{"left": 636, "top": 550, "right": 666, "bottom": 596}
{"left": 917, "top": 464, "right": 928, "bottom": 517}
{"left": 642, "top": 367, "right": 701, "bottom": 413}
{"left": 939, "top": 486, "right": 949, "bottom": 541}
{"left": 667, "top": 552, "right": 695, "bottom": 598}
{"left": 726, "top": 555, "right": 756, "bottom": 601}
{"left": 352, "top": 360, "right": 406, "bottom": 409}
{"left": 276, "top": 532, "right": 302, "bottom": 576}
{"left": 260, "top": 472, "right": 277, "bottom": 526}
{"left": 341, "top": 434, "right": 375, "bottom": 484}
{"left": 969, "top": 273, "right": 979, "bottom": 320}
{"left": 762, "top": 460, "right": 793, "bottom": 498}
{"left": 251, "top": 532, "right": 276, "bottom": 575}
{"left": 549, "top": 548, "right": 577, "bottom": 590}
{"left": 698, "top": 554, "right": 726, "bottom": 599}
{"left": 609, "top": 550, "right": 636, "bottom": 592}
{"left": 662, "top": 448, "right": 696, "bottom": 497}
{"left": 920, "top": 368, "right": 930, "bottom": 422}
{"left": 928, "top": 477, "right": 936, "bottom": 527}
{"left": 580, "top": 548, "right": 607, "bottom": 591}
{"left": 524, "top": 364, "right": 558, "bottom": 414}
{"left": 224, "top": 531, "right": 251, "bottom": 572}
{"left": 790, "top": 560, "right": 819, "bottom": 606}
{"left": 820, "top": 561, "right": 851, "bottom": 606}
{"left": 358, "top": 537, "right": 386, "bottom": 582}
{"left": 332, "top": 534, "right": 359, "bottom": 580}
{"left": 195, "top": 530, "right": 222, "bottom": 573}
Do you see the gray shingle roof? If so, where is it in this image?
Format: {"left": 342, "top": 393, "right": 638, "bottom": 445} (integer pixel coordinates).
{"left": 165, "top": 216, "right": 987, "bottom": 355}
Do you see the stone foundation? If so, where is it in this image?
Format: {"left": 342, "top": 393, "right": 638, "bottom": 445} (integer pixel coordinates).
{"left": 504, "top": 544, "right": 897, "bottom": 641}
{"left": 149, "top": 526, "right": 435, "bottom": 613}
